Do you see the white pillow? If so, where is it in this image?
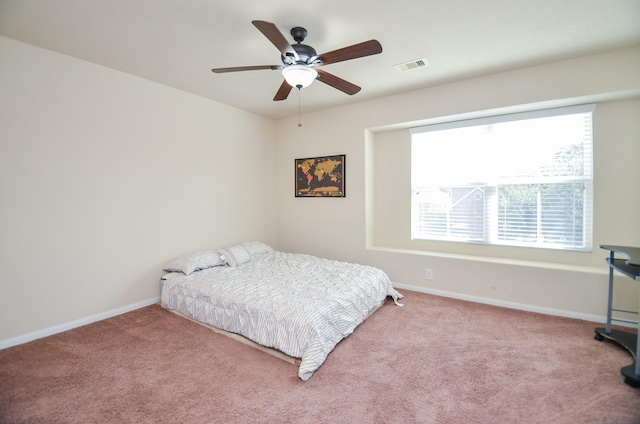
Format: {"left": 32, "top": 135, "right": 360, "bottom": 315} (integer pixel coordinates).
{"left": 163, "top": 250, "right": 224, "bottom": 275}
{"left": 218, "top": 244, "right": 252, "bottom": 267}
{"left": 241, "top": 241, "right": 274, "bottom": 257}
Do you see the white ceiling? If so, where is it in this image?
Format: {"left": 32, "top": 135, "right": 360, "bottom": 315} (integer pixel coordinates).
{"left": 1, "top": 0, "right": 639, "bottom": 120}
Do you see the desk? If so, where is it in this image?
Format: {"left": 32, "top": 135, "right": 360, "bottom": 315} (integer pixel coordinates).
{"left": 594, "top": 245, "right": 640, "bottom": 388}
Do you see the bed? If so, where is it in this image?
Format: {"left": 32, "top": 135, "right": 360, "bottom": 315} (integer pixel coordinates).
{"left": 160, "top": 241, "right": 403, "bottom": 381}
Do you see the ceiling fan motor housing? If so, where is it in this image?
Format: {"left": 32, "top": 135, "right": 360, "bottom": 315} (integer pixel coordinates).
{"left": 282, "top": 27, "right": 322, "bottom": 66}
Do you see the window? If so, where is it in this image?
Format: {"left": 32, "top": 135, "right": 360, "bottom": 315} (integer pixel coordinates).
{"left": 410, "top": 104, "right": 594, "bottom": 251}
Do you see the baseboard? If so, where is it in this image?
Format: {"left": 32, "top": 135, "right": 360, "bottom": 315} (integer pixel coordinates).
{"left": 0, "top": 297, "right": 160, "bottom": 350}
{"left": 392, "top": 282, "right": 610, "bottom": 324}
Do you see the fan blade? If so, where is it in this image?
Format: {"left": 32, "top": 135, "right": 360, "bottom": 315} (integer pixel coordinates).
{"left": 316, "top": 70, "right": 361, "bottom": 95}
{"left": 273, "top": 80, "right": 293, "bottom": 101}
{"left": 212, "top": 65, "right": 282, "bottom": 73}
{"left": 252, "top": 20, "right": 299, "bottom": 61}
{"left": 319, "top": 40, "right": 382, "bottom": 66}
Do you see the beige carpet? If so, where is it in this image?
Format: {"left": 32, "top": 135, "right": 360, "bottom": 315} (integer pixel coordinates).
{"left": 1, "top": 291, "right": 639, "bottom": 423}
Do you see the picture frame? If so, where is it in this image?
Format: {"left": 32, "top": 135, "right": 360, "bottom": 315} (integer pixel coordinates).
{"left": 295, "top": 155, "right": 345, "bottom": 197}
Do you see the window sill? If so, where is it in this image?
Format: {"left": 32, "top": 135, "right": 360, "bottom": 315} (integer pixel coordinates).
{"left": 366, "top": 244, "right": 604, "bottom": 274}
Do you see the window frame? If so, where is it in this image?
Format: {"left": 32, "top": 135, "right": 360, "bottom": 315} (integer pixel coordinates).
{"left": 409, "top": 104, "right": 595, "bottom": 252}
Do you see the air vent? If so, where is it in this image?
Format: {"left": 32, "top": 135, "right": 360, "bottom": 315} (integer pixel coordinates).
{"left": 394, "top": 58, "right": 430, "bottom": 72}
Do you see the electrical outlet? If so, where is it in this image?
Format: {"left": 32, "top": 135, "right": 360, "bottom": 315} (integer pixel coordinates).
{"left": 425, "top": 268, "right": 433, "bottom": 280}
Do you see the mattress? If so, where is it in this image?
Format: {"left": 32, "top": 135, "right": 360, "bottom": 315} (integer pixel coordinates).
{"left": 160, "top": 250, "right": 402, "bottom": 380}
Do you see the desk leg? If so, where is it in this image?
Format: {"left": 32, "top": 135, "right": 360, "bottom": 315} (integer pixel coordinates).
{"left": 636, "top": 293, "right": 640, "bottom": 377}
{"left": 606, "top": 251, "right": 614, "bottom": 334}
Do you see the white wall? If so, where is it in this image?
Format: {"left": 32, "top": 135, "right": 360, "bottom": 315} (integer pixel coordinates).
{"left": 0, "top": 37, "right": 278, "bottom": 343}
{"left": 276, "top": 45, "right": 640, "bottom": 320}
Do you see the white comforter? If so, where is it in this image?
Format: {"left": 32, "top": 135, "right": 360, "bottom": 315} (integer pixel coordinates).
{"left": 160, "top": 251, "right": 402, "bottom": 381}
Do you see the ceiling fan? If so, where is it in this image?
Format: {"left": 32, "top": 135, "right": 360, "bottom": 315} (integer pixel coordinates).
{"left": 211, "top": 20, "right": 383, "bottom": 101}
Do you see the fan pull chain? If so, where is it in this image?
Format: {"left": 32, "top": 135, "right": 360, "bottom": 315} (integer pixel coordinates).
{"left": 297, "top": 86, "right": 302, "bottom": 127}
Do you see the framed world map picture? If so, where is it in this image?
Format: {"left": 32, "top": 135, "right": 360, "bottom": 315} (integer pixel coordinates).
{"left": 295, "top": 155, "right": 345, "bottom": 197}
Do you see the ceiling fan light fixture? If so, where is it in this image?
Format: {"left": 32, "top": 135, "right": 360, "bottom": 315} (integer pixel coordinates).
{"left": 282, "top": 65, "right": 318, "bottom": 88}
